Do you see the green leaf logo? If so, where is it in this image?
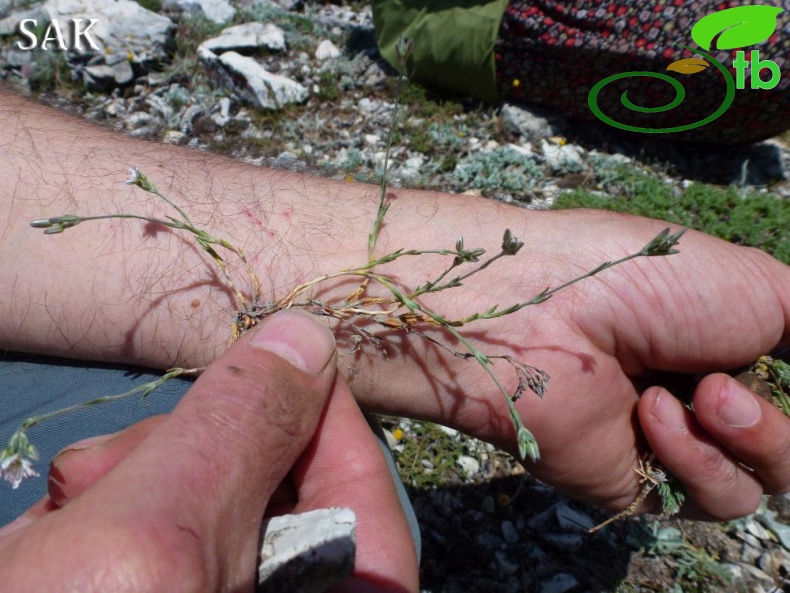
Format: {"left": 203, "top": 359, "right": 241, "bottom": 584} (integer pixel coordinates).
{"left": 691, "top": 5, "right": 784, "bottom": 51}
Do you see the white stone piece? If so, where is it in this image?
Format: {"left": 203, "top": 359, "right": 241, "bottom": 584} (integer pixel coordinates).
{"left": 83, "top": 60, "right": 135, "bottom": 88}
{"left": 163, "top": 0, "right": 234, "bottom": 23}
{"left": 540, "top": 139, "right": 583, "bottom": 171}
{"left": 456, "top": 455, "right": 480, "bottom": 478}
{"left": 500, "top": 102, "right": 565, "bottom": 143}
{"left": 201, "top": 48, "right": 308, "bottom": 110}
{"left": 38, "top": 0, "right": 173, "bottom": 87}
{"left": 315, "top": 39, "right": 341, "bottom": 61}
{"left": 200, "top": 22, "right": 285, "bottom": 54}
{"left": 258, "top": 507, "right": 356, "bottom": 593}
{"left": 44, "top": 0, "right": 174, "bottom": 62}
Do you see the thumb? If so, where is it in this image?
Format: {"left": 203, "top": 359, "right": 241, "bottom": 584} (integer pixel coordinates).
{"left": 112, "top": 308, "right": 339, "bottom": 531}
{"left": 5, "top": 310, "right": 339, "bottom": 592}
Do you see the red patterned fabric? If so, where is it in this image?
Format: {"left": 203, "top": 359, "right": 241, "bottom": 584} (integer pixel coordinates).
{"left": 495, "top": 0, "right": 790, "bottom": 143}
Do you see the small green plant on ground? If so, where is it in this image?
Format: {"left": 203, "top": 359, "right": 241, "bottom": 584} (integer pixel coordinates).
{"left": 393, "top": 80, "right": 464, "bottom": 121}
{"left": 1, "top": 37, "right": 685, "bottom": 489}
{"left": 640, "top": 522, "right": 733, "bottom": 592}
{"left": 133, "top": 0, "right": 162, "bottom": 12}
{"left": 553, "top": 156, "right": 790, "bottom": 264}
{"left": 452, "top": 146, "right": 543, "bottom": 193}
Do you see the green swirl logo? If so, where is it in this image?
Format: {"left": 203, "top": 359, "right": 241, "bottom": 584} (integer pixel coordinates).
{"left": 588, "top": 5, "right": 784, "bottom": 134}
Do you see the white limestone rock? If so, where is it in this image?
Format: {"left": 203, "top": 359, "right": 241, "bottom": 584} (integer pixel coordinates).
{"left": 200, "top": 48, "right": 308, "bottom": 110}
{"left": 315, "top": 39, "right": 341, "bottom": 61}
{"left": 200, "top": 22, "right": 285, "bottom": 54}
{"left": 37, "top": 0, "right": 174, "bottom": 87}
{"left": 163, "top": 0, "right": 234, "bottom": 24}
{"left": 258, "top": 508, "right": 356, "bottom": 593}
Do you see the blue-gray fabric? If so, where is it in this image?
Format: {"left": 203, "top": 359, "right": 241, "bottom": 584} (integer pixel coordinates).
{"left": 0, "top": 355, "right": 420, "bottom": 559}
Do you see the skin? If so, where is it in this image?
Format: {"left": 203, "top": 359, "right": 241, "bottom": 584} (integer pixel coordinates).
{"left": 0, "top": 310, "right": 419, "bottom": 592}
{"left": 0, "top": 88, "right": 789, "bottom": 586}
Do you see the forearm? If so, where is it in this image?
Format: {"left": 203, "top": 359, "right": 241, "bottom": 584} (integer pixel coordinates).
{"left": 0, "top": 89, "right": 542, "bottom": 433}
{"left": 7, "top": 90, "right": 786, "bottom": 459}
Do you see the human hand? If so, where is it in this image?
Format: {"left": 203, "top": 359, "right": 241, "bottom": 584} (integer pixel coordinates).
{"left": 357, "top": 207, "right": 789, "bottom": 521}
{"left": 0, "top": 311, "right": 418, "bottom": 593}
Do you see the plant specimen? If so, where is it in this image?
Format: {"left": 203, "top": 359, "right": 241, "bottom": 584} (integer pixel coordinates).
{"left": 2, "top": 39, "right": 685, "bottom": 516}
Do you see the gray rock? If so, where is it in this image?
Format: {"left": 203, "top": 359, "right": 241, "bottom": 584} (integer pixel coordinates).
{"left": 481, "top": 496, "right": 495, "bottom": 514}
{"left": 361, "top": 61, "right": 388, "bottom": 88}
{"left": 208, "top": 96, "right": 233, "bottom": 127}
{"left": 273, "top": 151, "right": 305, "bottom": 171}
{"left": 474, "top": 530, "right": 502, "bottom": 549}
{"left": 180, "top": 104, "right": 205, "bottom": 134}
{"left": 258, "top": 508, "right": 356, "bottom": 593}
{"left": 741, "top": 541, "right": 762, "bottom": 565}
{"left": 0, "top": 7, "right": 47, "bottom": 36}
{"left": 500, "top": 520, "right": 519, "bottom": 544}
{"left": 540, "top": 533, "right": 585, "bottom": 551}
{"left": 83, "top": 59, "right": 134, "bottom": 87}
{"left": 314, "top": 3, "right": 373, "bottom": 30}
{"left": 262, "top": 0, "right": 301, "bottom": 11}
{"left": 739, "top": 564, "right": 775, "bottom": 587}
{"left": 757, "top": 549, "right": 786, "bottom": 575}
{"left": 315, "top": 39, "right": 341, "bottom": 61}
{"left": 744, "top": 517, "right": 770, "bottom": 541}
{"left": 125, "top": 111, "right": 154, "bottom": 130}
{"left": 454, "top": 456, "right": 480, "bottom": 478}
{"left": 539, "top": 573, "right": 580, "bottom": 593}
{"left": 163, "top": 0, "right": 234, "bottom": 24}
{"left": 500, "top": 103, "right": 565, "bottom": 143}
{"left": 0, "top": 0, "right": 34, "bottom": 18}
{"left": 756, "top": 507, "right": 790, "bottom": 551}
{"left": 540, "top": 139, "right": 584, "bottom": 172}
{"left": 1, "top": 47, "right": 33, "bottom": 68}
{"left": 200, "top": 22, "right": 285, "bottom": 54}
{"left": 398, "top": 155, "right": 424, "bottom": 181}
{"left": 554, "top": 501, "right": 595, "bottom": 533}
{"left": 200, "top": 48, "right": 308, "bottom": 110}
{"left": 495, "top": 550, "right": 519, "bottom": 577}
{"left": 38, "top": 0, "right": 174, "bottom": 87}
{"left": 163, "top": 130, "right": 187, "bottom": 144}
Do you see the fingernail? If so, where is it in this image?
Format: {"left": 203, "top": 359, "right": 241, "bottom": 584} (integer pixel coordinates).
{"left": 650, "top": 391, "right": 688, "bottom": 433}
{"left": 718, "top": 381, "right": 761, "bottom": 428}
{"left": 250, "top": 310, "right": 335, "bottom": 375}
{"left": 0, "top": 515, "right": 31, "bottom": 540}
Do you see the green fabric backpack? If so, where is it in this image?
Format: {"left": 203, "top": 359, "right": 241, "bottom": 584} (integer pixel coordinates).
{"left": 372, "top": 0, "right": 509, "bottom": 102}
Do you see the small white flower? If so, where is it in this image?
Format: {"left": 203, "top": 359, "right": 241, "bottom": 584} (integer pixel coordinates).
{"left": 1, "top": 453, "right": 39, "bottom": 489}
{"left": 125, "top": 167, "right": 142, "bottom": 185}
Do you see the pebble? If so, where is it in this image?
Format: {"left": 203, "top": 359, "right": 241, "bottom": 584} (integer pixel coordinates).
{"left": 494, "top": 550, "right": 519, "bottom": 576}
{"left": 437, "top": 425, "right": 459, "bottom": 437}
{"left": 540, "top": 533, "right": 585, "bottom": 552}
{"left": 554, "top": 502, "right": 595, "bottom": 532}
{"left": 457, "top": 455, "right": 480, "bottom": 478}
{"left": 481, "top": 496, "right": 495, "bottom": 514}
{"left": 538, "top": 573, "right": 580, "bottom": 593}
{"left": 315, "top": 39, "right": 341, "bottom": 61}
{"left": 501, "top": 520, "right": 519, "bottom": 544}
{"left": 739, "top": 564, "right": 775, "bottom": 587}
